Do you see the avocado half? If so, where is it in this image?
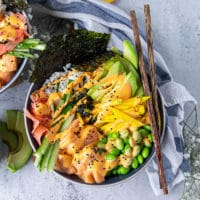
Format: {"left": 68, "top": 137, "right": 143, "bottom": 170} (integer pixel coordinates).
{"left": 0, "top": 110, "right": 32, "bottom": 172}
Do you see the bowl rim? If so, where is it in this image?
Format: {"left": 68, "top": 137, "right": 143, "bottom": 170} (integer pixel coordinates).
{"left": 0, "top": 11, "right": 31, "bottom": 94}
{"left": 24, "top": 82, "right": 166, "bottom": 187}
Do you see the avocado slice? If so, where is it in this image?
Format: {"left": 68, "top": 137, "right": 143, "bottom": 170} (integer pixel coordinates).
{"left": 124, "top": 72, "right": 139, "bottom": 97}
{"left": 123, "top": 40, "right": 138, "bottom": 70}
{"left": 5, "top": 110, "right": 18, "bottom": 131}
{"left": 7, "top": 111, "right": 32, "bottom": 173}
{"left": 117, "top": 56, "right": 140, "bottom": 81}
{"left": 135, "top": 85, "right": 144, "bottom": 97}
{"left": 106, "top": 61, "right": 125, "bottom": 77}
{"left": 0, "top": 121, "right": 18, "bottom": 152}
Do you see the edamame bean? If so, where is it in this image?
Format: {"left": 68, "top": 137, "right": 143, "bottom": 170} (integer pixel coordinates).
{"left": 133, "top": 131, "right": 142, "bottom": 144}
{"left": 138, "top": 128, "right": 149, "bottom": 136}
{"left": 101, "top": 137, "right": 108, "bottom": 144}
{"left": 120, "top": 129, "right": 129, "bottom": 139}
{"left": 128, "top": 137, "right": 134, "bottom": 147}
{"left": 123, "top": 137, "right": 129, "bottom": 144}
{"left": 148, "top": 134, "right": 153, "bottom": 142}
{"left": 117, "top": 166, "right": 130, "bottom": 175}
{"left": 123, "top": 144, "right": 131, "bottom": 152}
{"left": 97, "top": 137, "right": 107, "bottom": 148}
{"left": 132, "top": 158, "right": 139, "bottom": 169}
{"left": 132, "top": 145, "right": 141, "bottom": 157}
{"left": 108, "top": 132, "right": 119, "bottom": 140}
{"left": 106, "top": 153, "right": 117, "bottom": 161}
{"left": 115, "top": 138, "right": 124, "bottom": 150}
{"left": 97, "top": 142, "right": 105, "bottom": 148}
{"left": 143, "top": 125, "right": 151, "bottom": 132}
{"left": 137, "top": 154, "right": 144, "bottom": 164}
{"left": 110, "top": 148, "right": 120, "bottom": 156}
{"left": 123, "top": 144, "right": 132, "bottom": 157}
{"left": 143, "top": 137, "right": 152, "bottom": 148}
{"left": 142, "top": 147, "right": 150, "bottom": 159}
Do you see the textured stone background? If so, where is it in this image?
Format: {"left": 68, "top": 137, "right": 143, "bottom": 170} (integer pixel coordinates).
{"left": 0, "top": 0, "right": 199, "bottom": 199}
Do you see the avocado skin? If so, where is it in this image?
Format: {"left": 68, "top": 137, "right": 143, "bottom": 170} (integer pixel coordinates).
{"left": 0, "top": 121, "right": 18, "bottom": 152}
{"left": 7, "top": 111, "right": 32, "bottom": 172}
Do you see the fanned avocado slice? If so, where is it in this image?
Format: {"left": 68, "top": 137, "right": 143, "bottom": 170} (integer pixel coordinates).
{"left": 0, "top": 121, "right": 18, "bottom": 152}
{"left": 7, "top": 111, "right": 32, "bottom": 173}
{"left": 123, "top": 40, "right": 138, "bottom": 69}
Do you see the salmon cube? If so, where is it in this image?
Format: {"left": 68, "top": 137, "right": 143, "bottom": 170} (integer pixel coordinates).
{"left": 0, "top": 70, "right": 14, "bottom": 85}
{"left": 0, "top": 54, "right": 18, "bottom": 72}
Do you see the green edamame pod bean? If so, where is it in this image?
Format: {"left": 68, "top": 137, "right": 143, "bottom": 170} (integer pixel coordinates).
{"left": 124, "top": 144, "right": 131, "bottom": 152}
{"left": 143, "top": 137, "right": 152, "bottom": 148}
{"left": 128, "top": 137, "right": 134, "bottom": 147}
{"left": 123, "top": 137, "right": 129, "bottom": 144}
{"left": 133, "top": 131, "right": 142, "bottom": 144}
{"left": 132, "top": 158, "right": 139, "bottom": 169}
{"left": 101, "top": 137, "right": 108, "bottom": 143}
{"left": 147, "top": 134, "right": 153, "bottom": 143}
{"left": 123, "top": 144, "right": 132, "bottom": 157}
{"left": 143, "top": 125, "right": 151, "bottom": 132}
{"left": 97, "top": 137, "right": 107, "bottom": 148}
{"left": 108, "top": 132, "right": 119, "bottom": 140}
{"left": 120, "top": 129, "right": 129, "bottom": 139}
{"left": 138, "top": 128, "right": 149, "bottom": 136}
{"left": 137, "top": 155, "right": 144, "bottom": 164}
{"left": 110, "top": 148, "right": 120, "bottom": 156}
{"left": 142, "top": 147, "right": 150, "bottom": 159}
{"left": 115, "top": 138, "right": 124, "bottom": 150}
{"left": 117, "top": 166, "right": 130, "bottom": 175}
{"left": 132, "top": 145, "right": 141, "bottom": 157}
{"left": 106, "top": 153, "right": 117, "bottom": 161}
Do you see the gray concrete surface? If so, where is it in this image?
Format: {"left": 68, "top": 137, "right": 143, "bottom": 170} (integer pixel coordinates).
{"left": 0, "top": 0, "right": 200, "bottom": 199}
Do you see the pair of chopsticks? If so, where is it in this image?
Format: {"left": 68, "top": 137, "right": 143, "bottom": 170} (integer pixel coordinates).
{"left": 130, "top": 5, "right": 168, "bottom": 194}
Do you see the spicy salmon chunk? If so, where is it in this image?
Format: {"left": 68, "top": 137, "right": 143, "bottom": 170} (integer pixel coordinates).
{"left": 0, "top": 54, "right": 18, "bottom": 72}
{"left": 0, "top": 70, "right": 14, "bottom": 85}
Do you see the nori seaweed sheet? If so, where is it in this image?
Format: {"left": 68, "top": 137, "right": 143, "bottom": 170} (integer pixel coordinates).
{"left": 3, "top": 0, "right": 28, "bottom": 10}
{"left": 30, "top": 30, "right": 112, "bottom": 84}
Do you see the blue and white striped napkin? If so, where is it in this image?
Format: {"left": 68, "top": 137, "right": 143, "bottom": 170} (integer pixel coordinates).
{"left": 28, "top": 0, "right": 196, "bottom": 195}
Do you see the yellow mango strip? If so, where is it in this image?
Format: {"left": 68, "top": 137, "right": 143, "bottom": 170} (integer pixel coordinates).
{"left": 123, "top": 110, "right": 141, "bottom": 118}
{"left": 110, "top": 107, "right": 143, "bottom": 128}
{"left": 121, "top": 96, "right": 149, "bottom": 106}
{"left": 100, "top": 119, "right": 123, "bottom": 133}
{"left": 94, "top": 99, "right": 122, "bottom": 109}
{"left": 101, "top": 115, "right": 116, "bottom": 123}
{"left": 94, "top": 115, "right": 115, "bottom": 127}
{"left": 109, "top": 121, "right": 129, "bottom": 133}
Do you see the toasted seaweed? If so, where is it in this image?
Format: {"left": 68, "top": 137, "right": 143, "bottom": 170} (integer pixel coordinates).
{"left": 3, "top": 0, "right": 28, "bottom": 10}
{"left": 30, "top": 30, "right": 111, "bottom": 84}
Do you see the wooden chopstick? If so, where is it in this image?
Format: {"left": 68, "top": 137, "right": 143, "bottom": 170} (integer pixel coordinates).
{"left": 144, "top": 4, "right": 161, "bottom": 135}
{"left": 130, "top": 10, "right": 168, "bottom": 195}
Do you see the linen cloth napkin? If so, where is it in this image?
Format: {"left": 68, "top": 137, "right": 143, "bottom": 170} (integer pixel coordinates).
{"left": 28, "top": 0, "right": 196, "bottom": 195}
